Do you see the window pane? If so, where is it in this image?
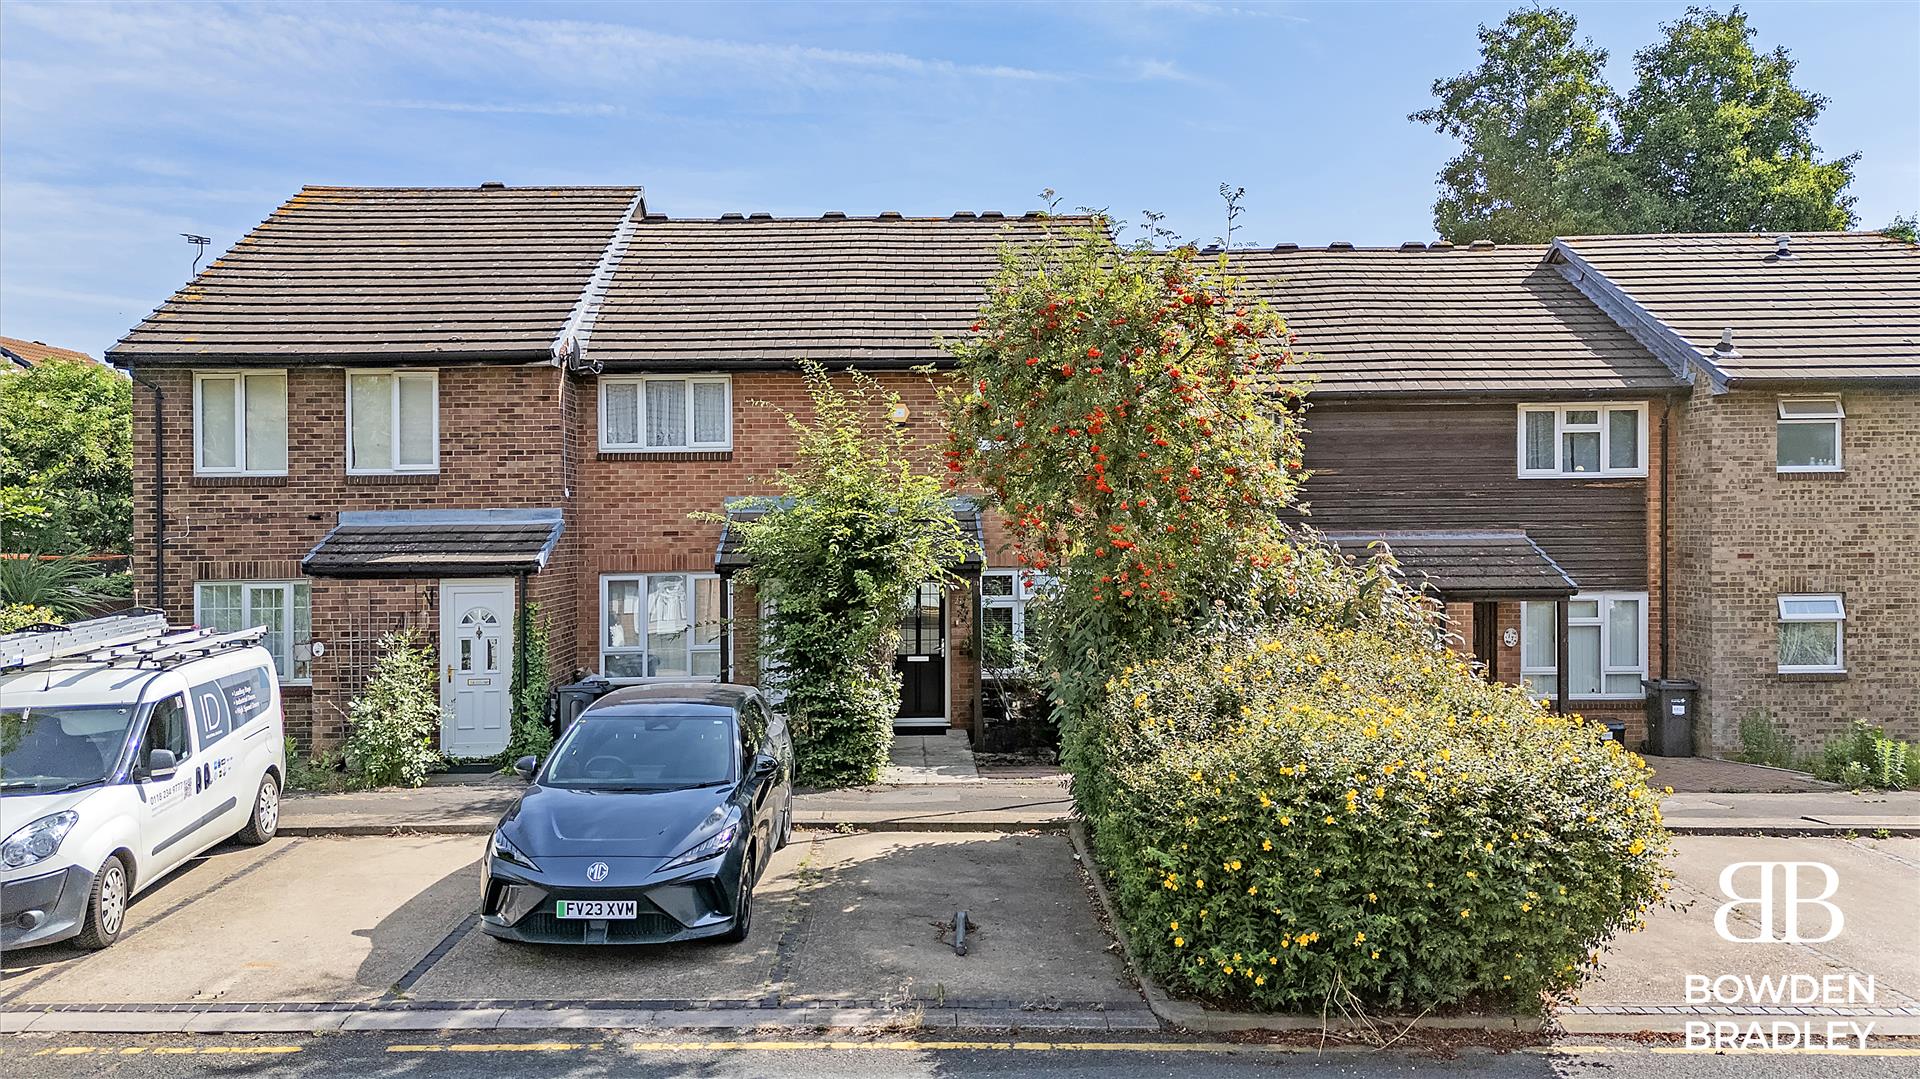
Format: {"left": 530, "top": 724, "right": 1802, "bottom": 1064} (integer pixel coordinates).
{"left": 1569, "top": 625, "right": 1602, "bottom": 696}
{"left": 243, "top": 373, "right": 287, "bottom": 472}
{"left": 199, "top": 378, "right": 238, "bottom": 469}
{"left": 1564, "top": 410, "right": 1599, "bottom": 427}
{"left": 982, "top": 606, "right": 1016, "bottom": 668}
{"left": 198, "top": 583, "right": 243, "bottom": 632}
{"left": 691, "top": 381, "right": 727, "bottom": 444}
{"left": 1604, "top": 672, "right": 1642, "bottom": 695}
{"left": 1522, "top": 673, "right": 1557, "bottom": 698}
{"left": 349, "top": 374, "right": 393, "bottom": 470}
{"left": 604, "top": 383, "right": 640, "bottom": 446}
{"left": 1607, "top": 409, "right": 1638, "bottom": 469}
{"left": 1568, "top": 599, "right": 1600, "bottom": 620}
{"left": 1781, "top": 596, "right": 1843, "bottom": 618}
{"left": 1521, "top": 601, "right": 1555, "bottom": 668}
{"left": 605, "top": 579, "right": 642, "bottom": 650}
{"left": 1778, "top": 421, "right": 1838, "bottom": 468}
{"left": 691, "top": 649, "right": 722, "bottom": 677}
{"left": 1607, "top": 598, "right": 1640, "bottom": 668}
{"left": 1562, "top": 430, "right": 1601, "bottom": 473}
{"left": 1523, "top": 411, "right": 1555, "bottom": 470}
{"left": 1779, "top": 398, "right": 1841, "bottom": 418}
{"left": 646, "top": 380, "right": 687, "bottom": 447}
{"left": 247, "top": 586, "right": 289, "bottom": 679}
{"left": 981, "top": 573, "right": 1015, "bottom": 598}
{"left": 292, "top": 582, "right": 311, "bottom": 681}
{"left": 397, "top": 377, "right": 436, "bottom": 466}
{"left": 647, "top": 574, "right": 691, "bottom": 676}
{"left": 605, "top": 652, "right": 648, "bottom": 679}
{"left": 1780, "top": 622, "right": 1839, "bottom": 668}
{"left": 693, "top": 577, "right": 723, "bottom": 646}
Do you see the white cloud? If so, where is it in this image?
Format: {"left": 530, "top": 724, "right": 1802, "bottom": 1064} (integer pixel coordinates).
{"left": 365, "top": 100, "right": 627, "bottom": 117}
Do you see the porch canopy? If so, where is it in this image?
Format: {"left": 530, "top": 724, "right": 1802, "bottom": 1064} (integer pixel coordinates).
{"left": 1327, "top": 530, "right": 1580, "bottom": 714}
{"left": 712, "top": 496, "right": 986, "bottom": 574}
{"left": 302, "top": 508, "right": 564, "bottom": 578}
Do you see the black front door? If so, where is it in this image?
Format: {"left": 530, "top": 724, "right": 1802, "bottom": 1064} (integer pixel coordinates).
{"left": 895, "top": 582, "right": 946, "bottom": 724}
{"left": 1473, "top": 601, "right": 1500, "bottom": 681}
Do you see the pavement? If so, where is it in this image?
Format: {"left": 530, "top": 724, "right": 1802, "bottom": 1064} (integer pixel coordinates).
{"left": 1648, "top": 756, "right": 1839, "bottom": 793}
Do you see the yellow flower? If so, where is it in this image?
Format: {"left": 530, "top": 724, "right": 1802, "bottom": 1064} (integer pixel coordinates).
{"left": 1254, "top": 975, "right": 1266, "bottom": 986}
{"left": 1460, "top": 908, "right": 1472, "bottom": 919}
{"left": 1627, "top": 839, "right": 1646, "bottom": 855}
{"left": 1173, "top": 936, "right": 1185, "bottom": 948}
{"left": 1354, "top": 932, "right": 1367, "bottom": 944}
{"left": 1521, "top": 903, "right": 1532, "bottom": 912}
{"left": 1366, "top": 893, "right": 1377, "bottom": 903}
{"left": 1371, "top": 950, "right": 1380, "bottom": 959}
{"left": 1280, "top": 816, "right": 1292, "bottom": 827}
{"left": 1169, "top": 921, "right": 1179, "bottom": 931}
{"left": 1247, "top": 886, "right": 1258, "bottom": 895}
{"left": 1261, "top": 838, "right": 1273, "bottom": 852}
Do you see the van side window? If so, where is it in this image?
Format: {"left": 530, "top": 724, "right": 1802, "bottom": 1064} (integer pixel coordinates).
{"left": 144, "top": 695, "right": 190, "bottom": 761}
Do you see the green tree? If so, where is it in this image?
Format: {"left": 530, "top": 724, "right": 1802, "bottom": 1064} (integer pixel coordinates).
{"left": 0, "top": 358, "right": 133, "bottom": 554}
{"left": 1414, "top": 5, "right": 1857, "bottom": 242}
{"left": 716, "top": 362, "right": 972, "bottom": 788}
{"left": 1411, "top": 7, "right": 1634, "bottom": 243}
{"left": 1618, "top": 6, "right": 1857, "bottom": 232}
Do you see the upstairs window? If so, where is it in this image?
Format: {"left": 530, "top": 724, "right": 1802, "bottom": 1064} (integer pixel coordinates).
{"left": 1777, "top": 398, "right": 1843, "bottom": 472}
{"left": 601, "top": 375, "right": 731, "bottom": 452}
{"left": 347, "top": 370, "right": 438, "bottom": 474}
{"left": 194, "top": 371, "right": 287, "bottom": 475}
{"left": 1518, "top": 404, "right": 1646, "bottom": 478}
{"left": 1778, "top": 594, "right": 1845, "bottom": 673}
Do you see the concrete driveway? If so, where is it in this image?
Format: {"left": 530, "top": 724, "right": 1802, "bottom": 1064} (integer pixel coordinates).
{"left": 0, "top": 830, "right": 1135, "bottom": 1014}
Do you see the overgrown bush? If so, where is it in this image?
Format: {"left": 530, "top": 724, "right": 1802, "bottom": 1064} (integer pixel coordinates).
{"left": 1735, "top": 711, "right": 1799, "bottom": 770}
{"left": 343, "top": 629, "right": 445, "bottom": 789}
{"left": 713, "top": 363, "right": 973, "bottom": 788}
{"left": 1093, "top": 624, "right": 1675, "bottom": 1014}
{"left": 1810, "top": 720, "right": 1918, "bottom": 790}
{"left": 498, "top": 603, "right": 555, "bottom": 770}
{"left": 0, "top": 603, "right": 58, "bottom": 633}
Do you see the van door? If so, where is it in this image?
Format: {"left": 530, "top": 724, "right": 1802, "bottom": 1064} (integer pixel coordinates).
{"left": 182, "top": 668, "right": 262, "bottom": 849}
{"left": 134, "top": 694, "right": 199, "bottom": 877}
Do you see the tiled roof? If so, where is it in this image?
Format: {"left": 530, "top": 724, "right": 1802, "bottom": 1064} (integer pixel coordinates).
{"left": 302, "top": 509, "right": 564, "bottom": 578}
{"left": 715, "top": 496, "right": 985, "bottom": 570}
{"left": 1227, "top": 246, "right": 1682, "bottom": 398}
{"left": 110, "top": 185, "right": 643, "bottom": 365}
{"left": 1554, "top": 232, "right": 1920, "bottom": 385}
{"left": 1, "top": 336, "right": 100, "bottom": 370}
{"left": 586, "top": 213, "right": 1083, "bottom": 369}
{"left": 1327, "top": 530, "right": 1579, "bottom": 599}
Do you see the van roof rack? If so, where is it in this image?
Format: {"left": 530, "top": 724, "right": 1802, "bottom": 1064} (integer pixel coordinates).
{"left": 0, "top": 610, "right": 269, "bottom": 678}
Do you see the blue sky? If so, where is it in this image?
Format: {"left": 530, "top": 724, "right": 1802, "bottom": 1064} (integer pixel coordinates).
{"left": 3, "top": 1, "right": 1915, "bottom": 359}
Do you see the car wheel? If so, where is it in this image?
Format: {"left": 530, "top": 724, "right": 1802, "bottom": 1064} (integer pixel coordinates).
{"left": 74, "top": 854, "right": 130, "bottom": 950}
{"left": 776, "top": 791, "right": 793, "bottom": 850}
{"left": 236, "top": 772, "right": 281, "bottom": 846}
{"left": 721, "top": 855, "right": 754, "bottom": 944}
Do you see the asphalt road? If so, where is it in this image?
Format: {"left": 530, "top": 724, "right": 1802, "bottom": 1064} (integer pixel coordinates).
{"left": 3, "top": 1034, "right": 1916, "bottom": 1079}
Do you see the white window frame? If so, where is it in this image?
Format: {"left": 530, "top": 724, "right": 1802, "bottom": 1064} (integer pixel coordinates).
{"left": 1516, "top": 403, "right": 1648, "bottom": 478}
{"left": 345, "top": 369, "right": 439, "bottom": 475}
{"left": 1776, "top": 397, "right": 1844, "bottom": 473}
{"left": 192, "top": 370, "right": 288, "bottom": 476}
{"left": 1519, "top": 592, "right": 1649, "bottom": 700}
{"left": 193, "top": 579, "right": 311, "bottom": 685}
{"left": 599, "top": 374, "right": 733, "bottom": 452}
{"left": 1777, "top": 594, "right": 1846, "bottom": 674}
{"left": 599, "top": 572, "right": 725, "bottom": 682}
{"left": 980, "top": 570, "right": 1051, "bottom": 674}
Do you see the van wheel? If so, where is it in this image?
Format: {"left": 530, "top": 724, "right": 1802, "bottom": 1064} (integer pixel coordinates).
{"left": 74, "top": 854, "right": 129, "bottom": 950}
{"left": 236, "top": 772, "right": 281, "bottom": 845}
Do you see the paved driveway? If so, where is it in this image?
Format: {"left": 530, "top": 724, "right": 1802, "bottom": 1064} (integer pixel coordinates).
{"left": 0, "top": 831, "right": 1135, "bottom": 1013}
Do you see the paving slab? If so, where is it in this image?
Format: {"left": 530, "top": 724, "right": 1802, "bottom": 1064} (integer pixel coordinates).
{"left": 1648, "top": 757, "right": 1835, "bottom": 793}
{"left": 1581, "top": 836, "right": 1920, "bottom": 1011}
{"left": 881, "top": 731, "right": 980, "bottom": 784}
{"left": 780, "top": 831, "right": 1134, "bottom": 1006}
{"left": 12, "top": 835, "right": 480, "bottom": 1006}
{"left": 340, "top": 1008, "right": 504, "bottom": 1031}
{"left": 403, "top": 836, "right": 813, "bottom": 1002}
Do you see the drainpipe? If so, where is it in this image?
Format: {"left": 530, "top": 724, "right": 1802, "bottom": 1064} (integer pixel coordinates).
{"left": 127, "top": 361, "right": 167, "bottom": 614}
{"left": 1659, "top": 396, "right": 1672, "bottom": 677}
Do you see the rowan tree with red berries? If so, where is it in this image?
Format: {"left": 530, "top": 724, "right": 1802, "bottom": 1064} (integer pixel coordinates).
{"left": 942, "top": 216, "right": 1314, "bottom": 817}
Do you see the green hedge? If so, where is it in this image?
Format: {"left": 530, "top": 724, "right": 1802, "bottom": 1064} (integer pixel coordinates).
{"left": 1091, "top": 624, "right": 1674, "bottom": 1013}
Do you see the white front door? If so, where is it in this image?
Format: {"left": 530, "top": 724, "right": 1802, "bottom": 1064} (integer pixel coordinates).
{"left": 439, "top": 578, "right": 514, "bottom": 758}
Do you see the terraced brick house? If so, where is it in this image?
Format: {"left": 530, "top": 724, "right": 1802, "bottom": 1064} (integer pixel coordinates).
{"left": 108, "top": 185, "right": 1917, "bottom": 758}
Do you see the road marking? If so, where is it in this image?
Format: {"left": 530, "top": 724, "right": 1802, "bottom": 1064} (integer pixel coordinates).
{"left": 380, "top": 1039, "right": 1920, "bottom": 1057}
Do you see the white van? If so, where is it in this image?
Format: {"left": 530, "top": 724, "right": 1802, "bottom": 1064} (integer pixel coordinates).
{"left": 1, "top": 612, "right": 286, "bottom": 950}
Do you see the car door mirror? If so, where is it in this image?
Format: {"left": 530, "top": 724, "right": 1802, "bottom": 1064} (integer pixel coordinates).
{"left": 750, "top": 755, "right": 777, "bottom": 780}
{"left": 146, "top": 748, "right": 178, "bottom": 779}
{"left": 513, "top": 755, "right": 539, "bottom": 781}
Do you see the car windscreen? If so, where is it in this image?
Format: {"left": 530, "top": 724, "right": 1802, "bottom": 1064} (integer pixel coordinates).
{"left": 0, "top": 704, "right": 137, "bottom": 794}
{"left": 541, "top": 714, "right": 734, "bottom": 790}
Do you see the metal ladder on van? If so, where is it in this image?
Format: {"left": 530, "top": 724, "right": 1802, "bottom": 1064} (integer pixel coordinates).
{"left": 0, "top": 610, "right": 269, "bottom": 677}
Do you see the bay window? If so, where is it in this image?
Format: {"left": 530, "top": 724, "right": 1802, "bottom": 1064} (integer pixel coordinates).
{"left": 602, "top": 573, "right": 725, "bottom": 679}
{"left": 1778, "top": 594, "right": 1845, "bottom": 673}
{"left": 347, "top": 370, "right": 438, "bottom": 473}
{"left": 1519, "top": 593, "right": 1647, "bottom": 700}
{"left": 600, "top": 375, "right": 732, "bottom": 452}
{"left": 195, "top": 580, "right": 311, "bottom": 683}
{"left": 194, "top": 371, "right": 287, "bottom": 475}
{"left": 1518, "top": 404, "right": 1646, "bottom": 477}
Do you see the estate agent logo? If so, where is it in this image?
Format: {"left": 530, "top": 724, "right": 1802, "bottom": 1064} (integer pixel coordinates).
{"left": 586, "top": 861, "right": 609, "bottom": 883}
{"left": 1715, "top": 861, "right": 1844, "bottom": 943}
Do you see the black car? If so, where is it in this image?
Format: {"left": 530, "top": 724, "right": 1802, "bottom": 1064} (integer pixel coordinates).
{"left": 479, "top": 683, "right": 794, "bottom": 945}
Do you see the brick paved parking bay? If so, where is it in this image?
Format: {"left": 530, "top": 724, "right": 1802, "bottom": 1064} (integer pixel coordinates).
{"left": 1, "top": 831, "right": 1137, "bottom": 1020}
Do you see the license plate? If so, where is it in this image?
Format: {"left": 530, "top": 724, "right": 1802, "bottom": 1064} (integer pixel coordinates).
{"left": 555, "top": 900, "right": 638, "bottom": 920}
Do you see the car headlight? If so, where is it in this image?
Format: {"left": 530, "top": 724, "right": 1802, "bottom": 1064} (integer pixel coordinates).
{"left": 662, "top": 819, "right": 740, "bottom": 871}
{"left": 489, "top": 830, "right": 541, "bottom": 872}
{"left": 2, "top": 811, "right": 79, "bottom": 870}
